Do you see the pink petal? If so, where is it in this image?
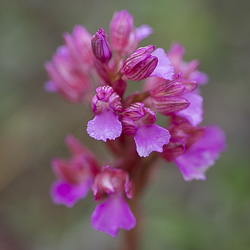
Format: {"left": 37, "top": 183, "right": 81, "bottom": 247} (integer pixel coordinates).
{"left": 91, "top": 194, "right": 136, "bottom": 237}
{"left": 190, "top": 71, "right": 208, "bottom": 85}
{"left": 176, "top": 92, "right": 203, "bottom": 126}
{"left": 87, "top": 109, "right": 122, "bottom": 142}
{"left": 134, "top": 124, "right": 171, "bottom": 157}
{"left": 150, "top": 48, "right": 175, "bottom": 80}
{"left": 168, "top": 43, "right": 186, "bottom": 67}
{"left": 175, "top": 125, "right": 226, "bottom": 181}
{"left": 51, "top": 181, "right": 91, "bottom": 207}
{"left": 65, "top": 135, "right": 86, "bottom": 156}
{"left": 135, "top": 24, "right": 153, "bottom": 41}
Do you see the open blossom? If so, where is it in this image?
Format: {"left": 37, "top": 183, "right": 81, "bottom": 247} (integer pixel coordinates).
{"left": 91, "top": 166, "right": 135, "bottom": 237}
{"left": 51, "top": 135, "right": 99, "bottom": 207}
{"left": 46, "top": 9, "right": 226, "bottom": 239}
{"left": 51, "top": 158, "right": 93, "bottom": 207}
{"left": 161, "top": 116, "right": 205, "bottom": 162}
{"left": 161, "top": 117, "right": 226, "bottom": 181}
{"left": 174, "top": 125, "right": 226, "bottom": 181}
{"left": 87, "top": 86, "right": 122, "bottom": 142}
{"left": 122, "top": 102, "right": 171, "bottom": 157}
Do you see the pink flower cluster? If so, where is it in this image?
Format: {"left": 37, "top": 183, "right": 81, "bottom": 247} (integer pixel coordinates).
{"left": 46, "top": 10, "right": 226, "bottom": 238}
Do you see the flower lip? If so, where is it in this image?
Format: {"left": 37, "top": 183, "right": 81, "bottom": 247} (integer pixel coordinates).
{"left": 91, "top": 193, "right": 136, "bottom": 237}
{"left": 87, "top": 108, "right": 122, "bottom": 142}
{"left": 134, "top": 123, "right": 171, "bottom": 157}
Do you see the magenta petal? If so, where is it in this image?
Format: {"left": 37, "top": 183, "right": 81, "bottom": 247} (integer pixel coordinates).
{"left": 150, "top": 48, "right": 174, "bottom": 80}
{"left": 134, "top": 124, "right": 171, "bottom": 157}
{"left": 91, "top": 194, "right": 136, "bottom": 237}
{"left": 135, "top": 24, "right": 153, "bottom": 41}
{"left": 51, "top": 181, "right": 90, "bottom": 207}
{"left": 175, "top": 125, "right": 226, "bottom": 181}
{"left": 87, "top": 109, "right": 122, "bottom": 142}
{"left": 176, "top": 92, "right": 203, "bottom": 126}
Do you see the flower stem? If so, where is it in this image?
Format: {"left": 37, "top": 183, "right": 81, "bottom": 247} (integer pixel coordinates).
{"left": 120, "top": 153, "right": 158, "bottom": 250}
{"left": 121, "top": 199, "right": 141, "bottom": 250}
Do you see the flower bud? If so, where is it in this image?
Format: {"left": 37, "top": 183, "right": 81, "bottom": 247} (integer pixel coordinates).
{"left": 63, "top": 25, "right": 94, "bottom": 72}
{"left": 161, "top": 142, "right": 185, "bottom": 162}
{"left": 45, "top": 46, "right": 92, "bottom": 102}
{"left": 151, "top": 95, "right": 190, "bottom": 115}
{"left": 109, "top": 10, "right": 134, "bottom": 51}
{"left": 167, "top": 116, "right": 205, "bottom": 149}
{"left": 150, "top": 82, "right": 190, "bottom": 115}
{"left": 92, "top": 28, "right": 112, "bottom": 63}
{"left": 120, "top": 45, "right": 158, "bottom": 81}
{"left": 150, "top": 78, "right": 185, "bottom": 97}
{"left": 91, "top": 86, "right": 122, "bottom": 114}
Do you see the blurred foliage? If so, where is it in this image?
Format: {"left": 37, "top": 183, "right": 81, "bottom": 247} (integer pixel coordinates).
{"left": 0, "top": 0, "right": 250, "bottom": 249}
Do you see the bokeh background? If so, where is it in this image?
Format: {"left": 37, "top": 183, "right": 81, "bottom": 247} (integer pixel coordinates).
{"left": 0, "top": 0, "right": 250, "bottom": 249}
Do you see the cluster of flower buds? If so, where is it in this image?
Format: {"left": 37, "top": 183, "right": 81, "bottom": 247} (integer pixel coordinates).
{"left": 46, "top": 10, "right": 226, "bottom": 238}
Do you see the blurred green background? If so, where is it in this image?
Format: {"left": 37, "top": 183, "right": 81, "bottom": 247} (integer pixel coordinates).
{"left": 0, "top": 0, "right": 249, "bottom": 249}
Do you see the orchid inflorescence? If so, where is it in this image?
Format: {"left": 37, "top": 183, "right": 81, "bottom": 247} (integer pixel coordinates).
{"left": 45, "top": 10, "right": 226, "bottom": 238}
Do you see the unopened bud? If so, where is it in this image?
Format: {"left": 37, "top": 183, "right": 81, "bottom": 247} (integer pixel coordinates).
{"left": 63, "top": 25, "right": 93, "bottom": 71}
{"left": 161, "top": 142, "right": 185, "bottom": 162}
{"left": 109, "top": 10, "right": 134, "bottom": 51}
{"left": 92, "top": 28, "right": 112, "bottom": 63}
{"left": 151, "top": 95, "right": 190, "bottom": 115}
{"left": 120, "top": 45, "right": 158, "bottom": 81}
